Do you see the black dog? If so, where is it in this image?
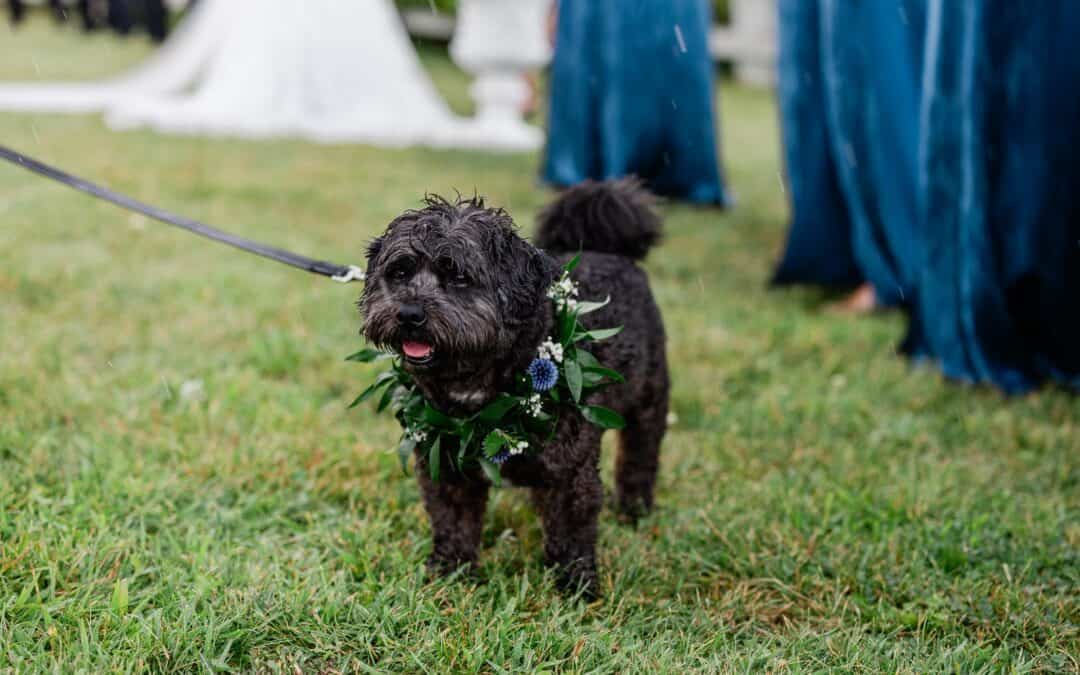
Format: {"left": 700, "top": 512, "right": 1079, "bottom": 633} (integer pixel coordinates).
{"left": 360, "top": 179, "right": 669, "bottom": 597}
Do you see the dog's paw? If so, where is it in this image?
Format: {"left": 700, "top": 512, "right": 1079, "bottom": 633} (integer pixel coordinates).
{"left": 556, "top": 571, "right": 600, "bottom": 602}
{"left": 614, "top": 493, "right": 654, "bottom": 526}
{"left": 550, "top": 560, "right": 600, "bottom": 601}
{"left": 425, "top": 555, "right": 485, "bottom": 584}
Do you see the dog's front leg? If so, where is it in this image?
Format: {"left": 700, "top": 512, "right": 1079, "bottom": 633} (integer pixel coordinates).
{"left": 417, "top": 471, "right": 489, "bottom": 576}
{"left": 531, "top": 462, "right": 603, "bottom": 598}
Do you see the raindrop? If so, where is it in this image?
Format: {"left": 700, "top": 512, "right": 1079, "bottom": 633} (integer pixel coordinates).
{"left": 674, "top": 25, "right": 687, "bottom": 54}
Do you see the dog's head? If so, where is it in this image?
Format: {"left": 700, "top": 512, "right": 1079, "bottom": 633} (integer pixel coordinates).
{"left": 360, "top": 195, "right": 558, "bottom": 405}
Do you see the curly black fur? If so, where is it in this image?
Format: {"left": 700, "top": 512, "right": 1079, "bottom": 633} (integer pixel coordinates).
{"left": 535, "top": 177, "right": 663, "bottom": 261}
{"left": 359, "top": 182, "right": 669, "bottom": 598}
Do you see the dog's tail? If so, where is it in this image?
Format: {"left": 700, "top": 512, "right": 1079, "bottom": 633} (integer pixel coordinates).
{"left": 535, "top": 178, "right": 662, "bottom": 261}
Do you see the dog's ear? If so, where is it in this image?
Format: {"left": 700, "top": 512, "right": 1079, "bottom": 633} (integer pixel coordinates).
{"left": 492, "top": 227, "right": 560, "bottom": 324}
{"left": 365, "top": 236, "right": 384, "bottom": 269}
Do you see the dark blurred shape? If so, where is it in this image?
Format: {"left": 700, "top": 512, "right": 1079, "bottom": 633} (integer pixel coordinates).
{"left": 542, "top": 0, "right": 730, "bottom": 206}
{"left": 773, "top": 0, "right": 1080, "bottom": 393}
{"left": 6, "top": 0, "right": 168, "bottom": 42}
{"left": 7, "top": 0, "right": 66, "bottom": 24}
{"left": 77, "top": 0, "right": 92, "bottom": 30}
{"left": 6, "top": 0, "right": 24, "bottom": 23}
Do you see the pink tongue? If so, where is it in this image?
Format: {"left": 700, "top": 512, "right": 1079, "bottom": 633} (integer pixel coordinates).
{"left": 402, "top": 341, "right": 433, "bottom": 359}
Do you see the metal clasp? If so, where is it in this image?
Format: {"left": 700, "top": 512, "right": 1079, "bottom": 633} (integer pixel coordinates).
{"left": 332, "top": 265, "right": 366, "bottom": 283}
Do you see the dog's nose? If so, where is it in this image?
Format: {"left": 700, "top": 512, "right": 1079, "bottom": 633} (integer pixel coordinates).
{"left": 397, "top": 304, "right": 426, "bottom": 327}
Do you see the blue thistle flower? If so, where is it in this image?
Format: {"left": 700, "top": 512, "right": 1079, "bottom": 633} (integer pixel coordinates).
{"left": 490, "top": 449, "right": 511, "bottom": 464}
{"left": 527, "top": 358, "right": 558, "bottom": 392}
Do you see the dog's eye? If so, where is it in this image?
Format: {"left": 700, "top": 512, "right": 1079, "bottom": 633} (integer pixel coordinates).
{"left": 388, "top": 257, "right": 416, "bottom": 281}
{"left": 436, "top": 257, "right": 470, "bottom": 287}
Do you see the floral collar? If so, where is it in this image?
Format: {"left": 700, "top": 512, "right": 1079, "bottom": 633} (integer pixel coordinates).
{"left": 347, "top": 256, "right": 625, "bottom": 484}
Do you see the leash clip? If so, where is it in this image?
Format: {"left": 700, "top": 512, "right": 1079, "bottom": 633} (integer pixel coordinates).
{"left": 332, "top": 265, "right": 366, "bottom": 284}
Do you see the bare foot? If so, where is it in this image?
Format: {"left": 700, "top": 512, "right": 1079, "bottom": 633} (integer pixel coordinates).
{"left": 521, "top": 72, "right": 539, "bottom": 117}
{"left": 829, "top": 283, "right": 878, "bottom": 315}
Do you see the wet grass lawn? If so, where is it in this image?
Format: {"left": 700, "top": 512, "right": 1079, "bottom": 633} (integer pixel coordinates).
{"left": 1, "top": 17, "right": 1077, "bottom": 673}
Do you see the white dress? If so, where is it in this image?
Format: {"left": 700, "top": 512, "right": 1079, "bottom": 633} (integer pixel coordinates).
{"left": 0, "top": 0, "right": 462, "bottom": 146}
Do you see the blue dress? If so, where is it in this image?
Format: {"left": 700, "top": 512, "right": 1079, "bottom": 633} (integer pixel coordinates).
{"left": 772, "top": 0, "right": 927, "bottom": 303}
{"left": 774, "top": 0, "right": 1080, "bottom": 393}
{"left": 542, "top": 0, "right": 730, "bottom": 205}
{"left": 906, "top": 1, "right": 1080, "bottom": 392}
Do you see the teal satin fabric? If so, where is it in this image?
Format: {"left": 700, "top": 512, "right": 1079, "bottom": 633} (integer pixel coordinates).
{"left": 542, "top": 0, "right": 730, "bottom": 205}
{"left": 774, "top": 0, "right": 1080, "bottom": 393}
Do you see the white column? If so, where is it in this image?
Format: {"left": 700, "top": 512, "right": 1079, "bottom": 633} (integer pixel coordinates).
{"left": 709, "top": 0, "right": 777, "bottom": 87}
{"left": 449, "top": 0, "right": 553, "bottom": 151}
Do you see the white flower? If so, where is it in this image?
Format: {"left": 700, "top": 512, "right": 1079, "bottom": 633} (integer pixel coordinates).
{"left": 522, "top": 393, "right": 544, "bottom": 417}
{"left": 406, "top": 428, "right": 428, "bottom": 443}
{"left": 546, "top": 273, "right": 580, "bottom": 311}
{"left": 509, "top": 440, "right": 529, "bottom": 456}
{"left": 537, "top": 339, "right": 564, "bottom": 363}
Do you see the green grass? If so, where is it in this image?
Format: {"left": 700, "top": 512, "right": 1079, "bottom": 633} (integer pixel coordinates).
{"left": 1, "top": 18, "right": 1078, "bottom": 674}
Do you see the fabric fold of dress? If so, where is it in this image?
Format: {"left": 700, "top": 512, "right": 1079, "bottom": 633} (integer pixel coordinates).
{"left": 774, "top": 0, "right": 1080, "bottom": 393}
{"left": 542, "top": 0, "right": 730, "bottom": 205}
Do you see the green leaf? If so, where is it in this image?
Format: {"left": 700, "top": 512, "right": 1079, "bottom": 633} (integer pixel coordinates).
{"left": 376, "top": 384, "right": 399, "bottom": 413}
{"left": 583, "top": 366, "right": 625, "bottom": 384}
{"left": 476, "top": 395, "right": 519, "bottom": 424}
{"left": 575, "top": 296, "right": 610, "bottom": 316}
{"left": 111, "top": 578, "right": 129, "bottom": 616}
{"left": 582, "top": 370, "right": 606, "bottom": 387}
{"left": 428, "top": 436, "right": 441, "bottom": 482}
{"left": 421, "top": 403, "right": 457, "bottom": 429}
{"left": 582, "top": 405, "right": 625, "bottom": 429}
{"left": 483, "top": 430, "right": 506, "bottom": 457}
{"left": 576, "top": 350, "right": 625, "bottom": 385}
{"left": 348, "top": 384, "right": 380, "bottom": 409}
{"left": 564, "top": 254, "right": 582, "bottom": 273}
{"left": 575, "top": 349, "right": 601, "bottom": 370}
{"left": 575, "top": 326, "right": 623, "bottom": 343}
{"left": 348, "top": 372, "right": 396, "bottom": 408}
{"left": 564, "top": 360, "right": 583, "bottom": 403}
{"left": 458, "top": 427, "right": 475, "bottom": 464}
{"left": 479, "top": 458, "right": 502, "bottom": 486}
{"left": 397, "top": 437, "right": 417, "bottom": 474}
{"left": 558, "top": 310, "right": 578, "bottom": 345}
{"left": 401, "top": 390, "right": 424, "bottom": 417}
{"left": 345, "top": 348, "right": 391, "bottom": 362}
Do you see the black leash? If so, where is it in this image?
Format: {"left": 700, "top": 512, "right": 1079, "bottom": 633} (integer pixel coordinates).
{"left": 0, "top": 144, "right": 365, "bottom": 283}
